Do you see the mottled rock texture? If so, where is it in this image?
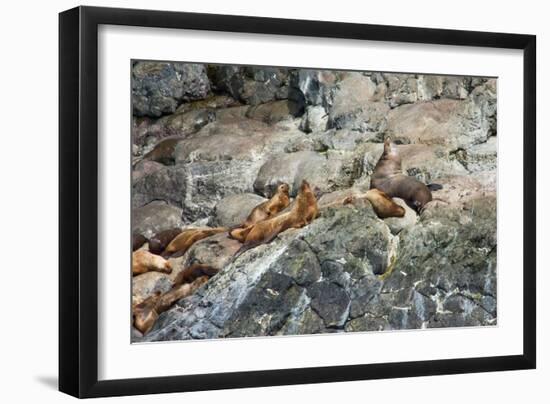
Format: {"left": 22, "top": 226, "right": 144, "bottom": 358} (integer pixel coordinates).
{"left": 132, "top": 63, "right": 497, "bottom": 342}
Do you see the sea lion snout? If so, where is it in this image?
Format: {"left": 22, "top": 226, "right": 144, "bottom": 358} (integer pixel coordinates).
{"left": 278, "top": 182, "right": 290, "bottom": 194}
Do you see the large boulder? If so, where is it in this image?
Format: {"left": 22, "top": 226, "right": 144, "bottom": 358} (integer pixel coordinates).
{"left": 326, "top": 73, "right": 389, "bottom": 133}
{"left": 208, "top": 65, "right": 290, "bottom": 105}
{"left": 385, "top": 98, "right": 492, "bottom": 149}
{"left": 132, "top": 165, "right": 188, "bottom": 209}
{"left": 132, "top": 201, "right": 183, "bottom": 238}
{"left": 132, "top": 62, "right": 210, "bottom": 117}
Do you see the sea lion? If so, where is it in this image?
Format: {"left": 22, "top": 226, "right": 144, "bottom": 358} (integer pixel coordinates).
{"left": 228, "top": 183, "right": 290, "bottom": 240}
{"left": 371, "top": 138, "right": 439, "bottom": 212}
{"left": 148, "top": 228, "right": 182, "bottom": 255}
{"left": 173, "top": 263, "right": 219, "bottom": 285}
{"left": 133, "top": 276, "right": 209, "bottom": 335}
{"left": 132, "top": 233, "right": 148, "bottom": 251}
{"left": 163, "top": 227, "right": 227, "bottom": 258}
{"left": 132, "top": 250, "right": 172, "bottom": 276}
{"left": 233, "top": 180, "right": 318, "bottom": 260}
{"left": 318, "top": 189, "right": 405, "bottom": 219}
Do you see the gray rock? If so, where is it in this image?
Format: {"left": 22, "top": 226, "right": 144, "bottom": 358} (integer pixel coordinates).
{"left": 327, "top": 73, "right": 388, "bottom": 133}
{"left": 132, "top": 272, "right": 173, "bottom": 306}
{"left": 132, "top": 165, "right": 187, "bottom": 209}
{"left": 254, "top": 150, "right": 361, "bottom": 197}
{"left": 246, "top": 100, "right": 301, "bottom": 124}
{"left": 132, "top": 62, "right": 210, "bottom": 117}
{"left": 460, "top": 136, "right": 497, "bottom": 172}
{"left": 299, "top": 105, "right": 328, "bottom": 133}
{"left": 383, "top": 73, "right": 419, "bottom": 107}
{"left": 386, "top": 99, "right": 492, "bottom": 149}
{"left": 308, "top": 281, "right": 350, "bottom": 328}
{"left": 289, "top": 69, "right": 338, "bottom": 107}
{"left": 132, "top": 201, "right": 183, "bottom": 238}
{"left": 209, "top": 65, "right": 290, "bottom": 105}
{"left": 209, "top": 193, "right": 267, "bottom": 227}
{"left": 383, "top": 197, "right": 418, "bottom": 235}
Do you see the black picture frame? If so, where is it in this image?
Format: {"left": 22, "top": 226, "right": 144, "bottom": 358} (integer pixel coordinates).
{"left": 59, "top": 5, "right": 536, "bottom": 398}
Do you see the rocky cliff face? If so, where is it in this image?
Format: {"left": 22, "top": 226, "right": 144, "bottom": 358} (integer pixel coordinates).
{"left": 131, "top": 62, "right": 497, "bottom": 342}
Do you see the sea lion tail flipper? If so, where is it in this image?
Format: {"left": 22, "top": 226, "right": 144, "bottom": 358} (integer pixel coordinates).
{"left": 427, "top": 183, "right": 443, "bottom": 191}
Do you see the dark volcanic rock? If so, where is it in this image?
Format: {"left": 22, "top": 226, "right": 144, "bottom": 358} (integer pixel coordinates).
{"left": 132, "top": 62, "right": 210, "bottom": 117}
{"left": 308, "top": 281, "right": 350, "bottom": 328}
{"left": 208, "top": 65, "right": 290, "bottom": 105}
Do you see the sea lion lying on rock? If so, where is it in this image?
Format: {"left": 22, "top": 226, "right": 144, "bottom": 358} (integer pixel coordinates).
{"left": 163, "top": 227, "right": 227, "bottom": 258}
{"left": 148, "top": 228, "right": 183, "bottom": 255}
{"left": 132, "top": 250, "right": 172, "bottom": 276}
{"left": 229, "top": 182, "right": 290, "bottom": 240}
{"left": 232, "top": 180, "right": 318, "bottom": 260}
{"left": 318, "top": 188, "right": 405, "bottom": 219}
{"left": 371, "top": 138, "right": 442, "bottom": 212}
{"left": 133, "top": 276, "right": 209, "bottom": 335}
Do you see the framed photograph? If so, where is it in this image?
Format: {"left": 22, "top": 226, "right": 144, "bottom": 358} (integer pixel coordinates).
{"left": 59, "top": 6, "right": 536, "bottom": 398}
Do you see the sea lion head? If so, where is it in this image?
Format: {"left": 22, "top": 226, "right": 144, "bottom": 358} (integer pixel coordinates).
{"left": 277, "top": 182, "right": 290, "bottom": 195}
{"left": 300, "top": 179, "right": 311, "bottom": 192}
{"left": 383, "top": 137, "right": 399, "bottom": 158}
{"left": 162, "top": 260, "right": 173, "bottom": 274}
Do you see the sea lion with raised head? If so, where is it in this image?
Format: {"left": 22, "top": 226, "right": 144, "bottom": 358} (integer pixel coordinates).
{"left": 163, "top": 227, "right": 227, "bottom": 258}
{"left": 232, "top": 180, "right": 318, "bottom": 260}
{"left": 132, "top": 250, "right": 172, "bottom": 276}
{"left": 148, "top": 228, "right": 183, "bottom": 255}
{"left": 371, "top": 138, "right": 440, "bottom": 212}
{"left": 133, "top": 276, "right": 209, "bottom": 335}
{"left": 228, "top": 183, "right": 290, "bottom": 240}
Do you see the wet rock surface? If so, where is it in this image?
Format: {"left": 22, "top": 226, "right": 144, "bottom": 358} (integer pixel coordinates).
{"left": 132, "top": 63, "right": 497, "bottom": 342}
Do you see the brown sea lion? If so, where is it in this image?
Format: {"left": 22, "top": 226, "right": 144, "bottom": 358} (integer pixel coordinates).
{"left": 148, "top": 228, "right": 183, "bottom": 255}
{"left": 371, "top": 138, "right": 439, "bottom": 212}
{"left": 318, "top": 189, "right": 405, "bottom": 219}
{"left": 132, "top": 250, "right": 172, "bottom": 276}
{"left": 173, "top": 263, "right": 219, "bottom": 285}
{"left": 232, "top": 180, "right": 318, "bottom": 260}
{"left": 133, "top": 276, "right": 209, "bottom": 335}
{"left": 228, "top": 183, "right": 290, "bottom": 240}
{"left": 132, "top": 233, "right": 148, "bottom": 251}
{"left": 363, "top": 189, "right": 406, "bottom": 218}
{"left": 163, "top": 227, "right": 227, "bottom": 258}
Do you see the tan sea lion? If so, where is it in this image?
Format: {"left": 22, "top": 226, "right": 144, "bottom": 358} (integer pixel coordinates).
{"left": 133, "top": 276, "right": 209, "bottom": 335}
{"left": 132, "top": 250, "right": 172, "bottom": 276}
{"left": 318, "top": 189, "right": 405, "bottom": 219}
{"left": 163, "top": 227, "right": 227, "bottom": 258}
{"left": 148, "top": 228, "right": 182, "bottom": 255}
{"left": 371, "top": 138, "right": 440, "bottom": 212}
{"left": 228, "top": 183, "right": 290, "bottom": 240}
{"left": 232, "top": 180, "right": 318, "bottom": 260}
